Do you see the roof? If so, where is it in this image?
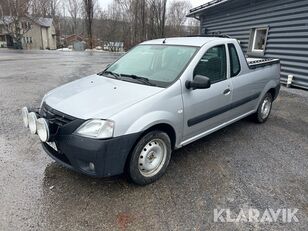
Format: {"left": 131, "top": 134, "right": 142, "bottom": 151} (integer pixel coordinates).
{"left": 141, "top": 37, "right": 233, "bottom": 47}
{"left": 0, "top": 16, "right": 53, "bottom": 27}
{"left": 35, "top": 17, "right": 53, "bottom": 27}
{"left": 187, "top": 0, "right": 230, "bottom": 17}
{"left": 64, "top": 34, "right": 84, "bottom": 41}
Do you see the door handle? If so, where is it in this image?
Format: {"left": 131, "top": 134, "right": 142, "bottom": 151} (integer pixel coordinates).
{"left": 223, "top": 89, "right": 231, "bottom": 95}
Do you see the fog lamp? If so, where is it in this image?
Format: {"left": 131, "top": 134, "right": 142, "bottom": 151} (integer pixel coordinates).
{"left": 37, "top": 118, "right": 49, "bottom": 142}
{"left": 28, "top": 112, "right": 38, "bottom": 134}
{"left": 22, "top": 107, "right": 29, "bottom": 128}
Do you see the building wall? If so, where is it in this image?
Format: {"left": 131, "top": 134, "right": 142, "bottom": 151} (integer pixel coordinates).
{"left": 199, "top": 0, "right": 308, "bottom": 89}
{"left": 47, "top": 25, "right": 57, "bottom": 49}
{"left": 41, "top": 27, "right": 48, "bottom": 49}
{"left": 23, "top": 24, "right": 42, "bottom": 49}
{"left": 23, "top": 24, "right": 56, "bottom": 50}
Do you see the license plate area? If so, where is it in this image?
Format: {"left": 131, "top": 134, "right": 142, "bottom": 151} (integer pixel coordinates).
{"left": 46, "top": 142, "right": 58, "bottom": 152}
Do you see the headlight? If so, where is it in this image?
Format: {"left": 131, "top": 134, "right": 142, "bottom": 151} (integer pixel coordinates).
{"left": 28, "top": 112, "right": 37, "bottom": 134}
{"left": 22, "top": 107, "right": 29, "bottom": 128}
{"left": 37, "top": 118, "right": 50, "bottom": 142}
{"left": 75, "top": 119, "right": 114, "bottom": 139}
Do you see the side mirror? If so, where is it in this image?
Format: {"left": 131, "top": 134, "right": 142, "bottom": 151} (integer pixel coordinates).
{"left": 185, "top": 75, "right": 211, "bottom": 90}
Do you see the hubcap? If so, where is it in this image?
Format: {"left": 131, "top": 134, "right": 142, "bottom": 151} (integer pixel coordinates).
{"left": 138, "top": 138, "right": 167, "bottom": 177}
{"left": 261, "top": 96, "right": 272, "bottom": 119}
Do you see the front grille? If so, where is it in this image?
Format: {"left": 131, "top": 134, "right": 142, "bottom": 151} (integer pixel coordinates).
{"left": 40, "top": 102, "right": 76, "bottom": 127}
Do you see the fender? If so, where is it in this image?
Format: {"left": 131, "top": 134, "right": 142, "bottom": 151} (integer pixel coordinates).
{"left": 255, "top": 79, "right": 280, "bottom": 111}
{"left": 125, "top": 110, "right": 182, "bottom": 146}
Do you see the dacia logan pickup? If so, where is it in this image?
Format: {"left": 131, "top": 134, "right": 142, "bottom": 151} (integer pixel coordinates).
{"left": 22, "top": 37, "right": 280, "bottom": 185}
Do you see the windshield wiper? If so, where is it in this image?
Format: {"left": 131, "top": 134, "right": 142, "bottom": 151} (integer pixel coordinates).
{"left": 120, "top": 74, "right": 156, "bottom": 86}
{"left": 99, "top": 70, "right": 121, "bottom": 79}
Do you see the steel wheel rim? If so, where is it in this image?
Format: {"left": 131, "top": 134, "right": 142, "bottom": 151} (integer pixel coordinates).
{"left": 261, "top": 96, "right": 272, "bottom": 119}
{"left": 138, "top": 138, "right": 167, "bottom": 177}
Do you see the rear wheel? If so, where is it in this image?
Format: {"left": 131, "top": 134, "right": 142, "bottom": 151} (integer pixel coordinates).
{"left": 128, "top": 131, "right": 171, "bottom": 185}
{"left": 253, "top": 92, "right": 273, "bottom": 123}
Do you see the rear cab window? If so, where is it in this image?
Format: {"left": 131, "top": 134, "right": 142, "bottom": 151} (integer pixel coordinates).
{"left": 228, "top": 43, "right": 241, "bottom": 77}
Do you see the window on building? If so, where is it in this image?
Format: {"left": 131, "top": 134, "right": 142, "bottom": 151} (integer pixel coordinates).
{"left": 228, "top": 44, "right": 241, "bottom": 77}
{"left": 248, "top": 27, "right": 269, "bottom": 56}
{"left": 194, "top": 45, "right": 227, "bottom": 84}
{"left": 30, "top": 37, "right": 32, "bottom": 43}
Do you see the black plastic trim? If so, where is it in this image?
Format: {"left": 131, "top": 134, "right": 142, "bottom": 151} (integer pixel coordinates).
{"left": 42, "top": 132, "right": 142, "bottom": 177}
{"left": 273, "top": 84, "right": 281, "bottom": 100}
{"left": 42, "top": 142, "right": 73, "bottom": 169}
{"left": 40, "top": 102, "right": 77, "bottom": 125}
{"left": 187, "top": 92, "right": 261, "bottom": 127}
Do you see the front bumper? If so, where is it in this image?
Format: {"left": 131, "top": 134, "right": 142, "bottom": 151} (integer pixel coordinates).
{"left": 25, "top": 102, "right": 141, "bottom": 177}
{"left": 43, "top": 132, "right": 140, "bottom": 177}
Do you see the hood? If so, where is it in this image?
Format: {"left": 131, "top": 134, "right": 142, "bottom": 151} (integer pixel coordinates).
{"left": 43, "top": 75, "right": 163, "bottom": 119}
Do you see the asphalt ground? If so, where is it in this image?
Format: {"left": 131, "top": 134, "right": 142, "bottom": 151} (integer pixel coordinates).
{"left": 0, "top": 49, "right": 307, "bottom": 230}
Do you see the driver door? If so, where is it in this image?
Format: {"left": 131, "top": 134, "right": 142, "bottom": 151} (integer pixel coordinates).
{"left": 182, "top": 44, "right": 233, "bottom": 142}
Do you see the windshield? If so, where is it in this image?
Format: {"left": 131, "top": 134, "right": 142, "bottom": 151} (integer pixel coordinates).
{"left": 103, "top": 45, "right": 198, "bottom": 87}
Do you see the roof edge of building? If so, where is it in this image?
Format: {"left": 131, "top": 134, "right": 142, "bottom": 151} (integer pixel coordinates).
{"left": 187, "top": 0, "right": 231, "bottom": 17}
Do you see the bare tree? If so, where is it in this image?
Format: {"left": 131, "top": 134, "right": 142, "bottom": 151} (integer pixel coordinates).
{"left": 50, "top": 0, "right": 61, "bottom": 47}
{"left": 49, "top": 0, "right": 60, "bottom": 18}
{"left": 141, "top": 0, "right": 146, "bottom": 40}
{"left": 147, "top": 0, "right": 168, "bottom": 38}
{"left": 67, "top": 0, "right": 81, "bottom": 34}
{"left": 114, "top": 0, "right": 134, "bottom": 46}
{"left": 167, "top": 0, "right": 192, "bottom": 36}
{"left": 30, "top": 0, "right": 60, "bottom": 17}
{"left": 0, "top": 0, "right": 34, "bottom": 49}
{"left": 161, "top": 0, "right": 167, "bottom": 37}
{"left": 38, "top": 0, "right": 49, "bottom": 17}
{"left": 30, "top": 0, "right": 49, "bottom": 17}
{"left": 18, "top": 0, "right": 197, "bottom": 50}
{"left": 83, "top": 0, "right": 96, "bottom": 49}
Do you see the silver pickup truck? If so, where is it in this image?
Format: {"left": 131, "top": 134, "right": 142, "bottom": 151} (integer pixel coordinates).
{"left": 22, "top": 37, "right": 280, "bottom": 185}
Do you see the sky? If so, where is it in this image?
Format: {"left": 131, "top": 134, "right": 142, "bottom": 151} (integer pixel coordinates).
{"left": 98, "top": 0, "right": 212, "bottom": 10}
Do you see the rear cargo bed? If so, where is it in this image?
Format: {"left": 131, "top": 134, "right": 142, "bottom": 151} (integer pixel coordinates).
{"left": 247, "top": 57, "right": 280, "bottom": 69}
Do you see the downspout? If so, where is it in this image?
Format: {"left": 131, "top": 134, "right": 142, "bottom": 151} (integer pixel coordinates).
{"left": 47, "top": 27, "right": 50, "bottom": 48}
{"left": 41, "top": 27, "right": 44, "bottom": 49}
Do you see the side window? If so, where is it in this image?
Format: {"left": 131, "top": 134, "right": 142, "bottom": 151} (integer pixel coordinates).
{"left": 228, "top": 44, "right": 241, "bottom": 77}
{"left": 194, "top": 45, "right": 227, "bottom": 84}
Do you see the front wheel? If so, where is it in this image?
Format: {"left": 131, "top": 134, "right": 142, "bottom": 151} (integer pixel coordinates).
{"left": 253, "top": 92, "right": 273, "bottom": 123}
{"left": 128, "top": 131, "right": 172, "bottom": 185}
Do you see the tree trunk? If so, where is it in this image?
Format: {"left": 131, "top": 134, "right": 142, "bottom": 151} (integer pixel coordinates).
{"left": 141, "top": 0, "right": 146, "bottom": 40}
{"left": 84, "top": 0, "right": 94, "bottom": 49}
{"left": 161, "top": 0, "right": 167, "bottom": 37}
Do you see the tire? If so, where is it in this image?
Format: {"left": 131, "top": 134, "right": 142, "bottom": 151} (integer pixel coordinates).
{"left": 128, "top": 131, "right": 172, "bottom": 185}
{"left": 252, "top": 92, "right": 273, "bottom": 123}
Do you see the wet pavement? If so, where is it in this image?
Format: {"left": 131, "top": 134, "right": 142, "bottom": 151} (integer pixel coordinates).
{"left": 0, "top": 49, "right": 307, "bottom": 231}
